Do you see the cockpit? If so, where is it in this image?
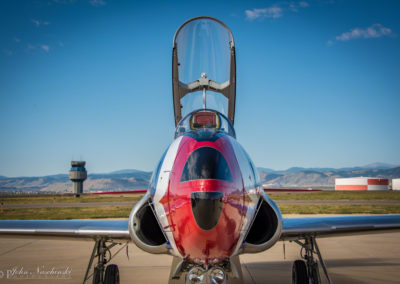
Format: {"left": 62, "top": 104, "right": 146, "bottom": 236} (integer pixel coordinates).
{"left": 174, "top": 109, "right": 236, "bottom": 139}
{"left": 191, "top": 110, "right": 219, "bottom": 129}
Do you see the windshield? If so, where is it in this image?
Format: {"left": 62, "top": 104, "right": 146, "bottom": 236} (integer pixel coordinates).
{"left": 180, "top": 147, "right": 233, "bottom": 183}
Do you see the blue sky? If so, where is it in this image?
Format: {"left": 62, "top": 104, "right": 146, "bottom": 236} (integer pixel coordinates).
{"left": 0, "top": 0, "right": 399, "bottom": 177}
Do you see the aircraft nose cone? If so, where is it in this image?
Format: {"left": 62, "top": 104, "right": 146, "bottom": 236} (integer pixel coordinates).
{"left": 191, "top": 191, "right": 223, "bottom": 231}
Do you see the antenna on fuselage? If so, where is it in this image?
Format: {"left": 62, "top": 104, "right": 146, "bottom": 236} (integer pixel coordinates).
{"left": 202, "top": 72, "right": 207, "bottom": 109}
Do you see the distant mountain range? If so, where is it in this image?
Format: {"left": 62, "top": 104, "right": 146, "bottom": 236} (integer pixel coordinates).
{"left": 258, "top": 163, "right": 399, "bottom": 174}
{"left": 0, "top": 170, "right": 152, "bottom": 194}
{"left": 1, "top": 164, "right": 399, "bottom": 193}
{"left": 258, "top": 163, "right": 400, "bottom": 188}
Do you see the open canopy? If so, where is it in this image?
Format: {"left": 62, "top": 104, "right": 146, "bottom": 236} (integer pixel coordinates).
{"left": 172, "top": 16, "right": 236, "bottom": 126}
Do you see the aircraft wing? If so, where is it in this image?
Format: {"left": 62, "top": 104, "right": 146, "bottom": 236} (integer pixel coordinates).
{"left": 0, "top": 220, "right": 130, "bottom": 240}
{"left": 281, "top": 214, "right": 400, "bottom": 240}
{"left": 2, "top": 215, "right": 400, "bottom": 241}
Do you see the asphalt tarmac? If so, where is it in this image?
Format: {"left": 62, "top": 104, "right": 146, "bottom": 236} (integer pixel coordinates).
{"left": 3, "top": 200, "right": 400, "bottom": 208}
{"left": 0, "top": 229, "right": 399, "bottom": 283}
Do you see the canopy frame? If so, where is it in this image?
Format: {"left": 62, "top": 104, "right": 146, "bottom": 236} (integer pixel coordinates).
{"left": 172, "top": 16, "right": 236, "bottom": 126}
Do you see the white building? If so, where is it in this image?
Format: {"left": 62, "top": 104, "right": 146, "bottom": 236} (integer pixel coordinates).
{"left": 335, "top": 177, "right": 389, "bottom": 191}
{"left": 393, "top": 179, "right": 400, "bottom": 191}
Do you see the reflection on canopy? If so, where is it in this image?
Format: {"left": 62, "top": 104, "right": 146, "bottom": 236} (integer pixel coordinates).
{"left": 175, "top": 18, "right": 231, "bottom": 84}
{"left": 180, "top": 90, "right": 228, "bottom": 119}
{"left": 172, "top": 17, "right": 236, "bottom": 126}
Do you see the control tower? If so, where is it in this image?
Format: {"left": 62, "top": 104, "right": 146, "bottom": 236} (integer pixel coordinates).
{"left": 69, "top": 161, "right": 87, "bottom": 197}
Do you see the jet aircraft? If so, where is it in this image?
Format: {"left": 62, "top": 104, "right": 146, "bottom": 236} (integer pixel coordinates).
{"left": 1, "top": 16, "right": 400, "bottom": 284}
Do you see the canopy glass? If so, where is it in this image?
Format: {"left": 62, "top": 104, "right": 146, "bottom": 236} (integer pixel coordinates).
{"left": 175, "top": 18, "right": 231, "bottom": 84}
{"left": 172, "top": 17, "right": 236, "bottom": 126}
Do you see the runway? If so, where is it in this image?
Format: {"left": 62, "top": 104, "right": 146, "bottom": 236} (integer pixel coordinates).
{"left": 3, "top": 200, "right": 400, "bottom": 208}
{"left": 0, "top": 224, "right": 399, "bottom": 283}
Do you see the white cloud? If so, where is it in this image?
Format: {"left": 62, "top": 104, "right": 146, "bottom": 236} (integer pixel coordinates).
{"left": 31, "top": 19, "right": 50, "bottom": 27}
{"left": 14, "top": 37, "right": 21, "bottom": 43}
{"left": 299, "top": 1, "right": 309, "bottom": 7}
{"left": 245, "top": 7, "right": 283, "bottom": 20}
{"left": 31, "top": 19, "right": 40, "bottom": 27}
{"left": 3, "top": 49, "right": 13, "bottom": 56}
{"left": 289, "top": 1, "right": 309, "bottom": 12}
{"left": 41, "top": 45, "right": 50, "bottom": 52}
{"left": 245, "top": 2, "right": 309, "bottom": 21}
{"left": 335, "top": 24, "right": 393, "bottom": 42}
{"left": 53, "top": 0, "right": 104, "bottom": 6}
{"left": 53, "top": 0, "right": 76, "bottom": 4}
{"left": 89, "top": 0, "right": 106, "bottom": 6}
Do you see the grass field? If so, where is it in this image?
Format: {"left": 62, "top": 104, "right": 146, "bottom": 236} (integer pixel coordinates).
{"left": 268, "top": 191, "right": 400, "bottom": 201}
{"left": 0, "top": 206, "right": 132, "bottom": 220}
{"left": 279, "top": 204, "right": 400, "bottom": 214}
{"left": 0, "top": 194, "right": 143, "bottom": 204}
{"left": 2, "top": 205, "right": 400, "bottom": 220}
{"left": 1, "top": 191, "right": 400, "bottom": 219}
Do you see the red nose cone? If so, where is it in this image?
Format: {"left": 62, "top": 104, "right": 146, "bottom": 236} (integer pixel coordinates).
{"left": 164, "top": 135, "right": 245, "bottom": 264}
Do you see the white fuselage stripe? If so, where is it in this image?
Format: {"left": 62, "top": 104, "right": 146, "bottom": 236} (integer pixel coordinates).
{"left": 153, "top": 136, "right": 183, "bottom": 257}
{"left": 228, "top": 136, "right": 259, "bottom": 256}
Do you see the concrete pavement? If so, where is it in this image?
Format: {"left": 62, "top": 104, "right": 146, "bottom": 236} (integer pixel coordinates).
{"left": 1, "top": 231, "right": 400, "bottom": 283}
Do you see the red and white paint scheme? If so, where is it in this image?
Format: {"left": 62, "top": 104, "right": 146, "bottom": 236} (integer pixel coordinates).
{"left": 128, "top": 16, "right": 283, "bottom": 282}
{"left": 128, "top": 109, "right": 283, "bottom": 277}
{"left": 335, "top": 177, "right": 389, "bottom": 191}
